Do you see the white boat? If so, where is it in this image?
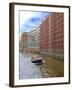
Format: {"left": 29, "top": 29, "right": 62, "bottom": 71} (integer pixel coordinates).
{"left": 31, "top": 55, "right": 43, "bottom": 64}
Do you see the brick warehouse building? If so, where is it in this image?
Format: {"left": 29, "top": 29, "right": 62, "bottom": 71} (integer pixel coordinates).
{"left": 27, "top": 27, "right": 40, "bottom": 52}
{"left": 40, "top": 12, "right": 64, "bottom": 58}
{"left": 20, "top": 27, "right": 40, "bottom": 53}
{"left": 19, "top": 32, "right": 28, "bottom": 52}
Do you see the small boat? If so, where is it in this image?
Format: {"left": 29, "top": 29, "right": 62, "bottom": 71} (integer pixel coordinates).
{"left": 31, "top": 56, "right": 43, "bottom": 64}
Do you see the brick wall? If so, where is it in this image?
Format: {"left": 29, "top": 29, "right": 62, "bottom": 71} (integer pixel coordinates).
{"left": 40, "top": 13, "right": 64, "bottom": 58}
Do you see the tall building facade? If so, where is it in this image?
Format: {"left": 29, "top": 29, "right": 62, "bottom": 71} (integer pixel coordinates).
{"left": 20, "top": 27, "right": 40, "bottom": 53}
{"left": 19, "top": 32, "right": 28, "bottom": 52}
{"left": 40, "top": 12, "right": 64, "bottom": 58}
{"left": 27, "top": 27, "right": 40, "bottom": 52}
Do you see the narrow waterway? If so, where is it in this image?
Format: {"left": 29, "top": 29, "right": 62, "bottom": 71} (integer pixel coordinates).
{"left": 19, "top": 52, "right": 50, "bottom": 79}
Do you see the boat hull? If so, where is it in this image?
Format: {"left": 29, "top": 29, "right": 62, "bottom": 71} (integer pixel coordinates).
{"left": 31, "top": 59, "right": 42, "bottom": 64}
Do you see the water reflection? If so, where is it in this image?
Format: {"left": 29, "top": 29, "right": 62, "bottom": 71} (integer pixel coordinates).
{"left": 19, "top": 52, "right": 50, "bottom": 79}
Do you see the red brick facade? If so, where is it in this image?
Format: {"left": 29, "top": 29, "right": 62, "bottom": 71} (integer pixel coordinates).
{"left": 40, "top": 13, "right": 64, "bottom": 58}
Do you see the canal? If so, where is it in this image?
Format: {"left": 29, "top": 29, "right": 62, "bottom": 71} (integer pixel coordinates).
{"left": 19, "top": 52, "right": 50, "bottom": 79}
{"left": 19, "top": 52, "right": 64, "bottom": 79}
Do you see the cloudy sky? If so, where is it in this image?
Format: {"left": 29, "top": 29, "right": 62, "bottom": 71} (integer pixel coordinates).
{"left": 20, "top": 11, "right": 51, "bottom": 33}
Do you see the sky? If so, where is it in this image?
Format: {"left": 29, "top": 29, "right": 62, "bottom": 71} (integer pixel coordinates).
{"left": 20, "top": 11, "right": 51, "bottom": 33}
